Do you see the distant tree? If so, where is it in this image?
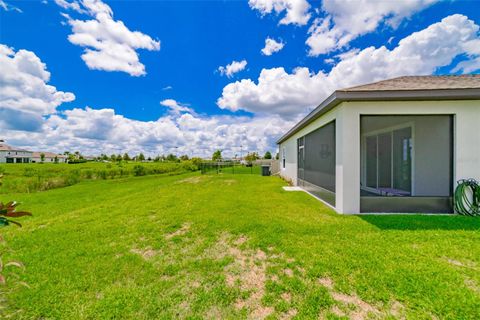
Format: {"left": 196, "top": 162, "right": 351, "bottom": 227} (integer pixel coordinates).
{"left": 54, "top": 156, "right": 59, "bottom": 164}
{"left": 153, "top": 156, "right": 161, "bottom": 162}
{"left": 147, "top": 157, "right": 152, "bottom": 161}
{"left": 110, "top": 154, "right": 116, "bottom": 162}
{"left": 180, "top": 154, "right": 189, "bottom": 161}
{"left": 116, "top": 154, "right": 123, "bottom": 162}
{"left": 212, "top": 150, "right": 222, "bottom": 162}
{"left": 40, "top": 153, "right": 45, "bottom": 163}
{"left": 166, "top": 154, "right": 178, "bottom": 162}
{"left": 275, "top": 152, "right": 279, "bottom": 160}
{"left": 101, "top": 154, "right": 108, "bottom": 161}
{"left": 123, "top": 153, "right": 131, "bottom": 161}
{"left": 264, "top": 151, "right": 272, "bottom": 159}
{"left": 245, "top": 152, "right": 259, "bottom": 164}
{"left": 137, "top": 153, "right": 145, "bottom": 161}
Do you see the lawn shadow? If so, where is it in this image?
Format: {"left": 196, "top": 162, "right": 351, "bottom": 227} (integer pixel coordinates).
{"left": 358, "top": 214, "right": 480, "bottom": 231}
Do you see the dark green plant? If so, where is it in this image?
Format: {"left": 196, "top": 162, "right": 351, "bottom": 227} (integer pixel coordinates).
{"left": 0, "top": 202, "right": 31, "bottom": 227}
{"left": 133, "top": 165, "right": 146, "bottom": 176}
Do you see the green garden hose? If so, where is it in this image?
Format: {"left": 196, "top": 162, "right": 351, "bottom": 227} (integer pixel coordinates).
{"left": 454, "top": 179, "right": 480, "bottom": 216}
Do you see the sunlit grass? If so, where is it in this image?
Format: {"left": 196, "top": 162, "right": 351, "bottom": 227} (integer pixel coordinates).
{"left": 1, "top": 172, "right": 479, "bottom": 319}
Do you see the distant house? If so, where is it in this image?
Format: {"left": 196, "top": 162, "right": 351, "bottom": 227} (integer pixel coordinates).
{"left": 277, "top": 75, "right": 480, "bottom": 214}
{"left": 32, "top": 152, "right": 67, "bottom": 163}
{"left": 0, "top": 141, "right": 33, "bottom": 163}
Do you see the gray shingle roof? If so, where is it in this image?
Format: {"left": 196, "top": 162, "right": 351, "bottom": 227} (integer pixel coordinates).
{"left": 277, "top": 75, "right": 480, "bottom": 144}
{"left": 341, "top": 75, "right": 480, "bottom": 92}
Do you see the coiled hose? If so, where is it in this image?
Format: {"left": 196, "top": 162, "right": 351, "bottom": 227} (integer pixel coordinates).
{"left": 454, "top": 179, "right": 480, "bottom": 216}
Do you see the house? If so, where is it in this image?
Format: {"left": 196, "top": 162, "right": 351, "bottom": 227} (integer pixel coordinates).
{"left": 277, "top": 75, "right": 480, "bottom": 214}
{"left": 0, "top": 141, "right": 33, "bottom": 163}
{"left": 32, "top": 152, "right": 67, "bottom": 163}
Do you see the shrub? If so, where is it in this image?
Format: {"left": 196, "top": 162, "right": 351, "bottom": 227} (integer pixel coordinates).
{"left": 133, "top": 165, "right": 146, "bottom": 176}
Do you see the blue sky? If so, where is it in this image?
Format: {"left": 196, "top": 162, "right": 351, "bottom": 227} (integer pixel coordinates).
{"left": 1, "top": 0, "right": 479, "bottom": 157}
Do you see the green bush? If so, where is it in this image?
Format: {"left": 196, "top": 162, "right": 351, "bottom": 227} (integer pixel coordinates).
{"left": 133, "top": 165, "right": 146, "bottom": 176}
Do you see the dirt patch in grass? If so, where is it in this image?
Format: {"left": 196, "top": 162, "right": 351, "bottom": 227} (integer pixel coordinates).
{"left": 223, "top": 179, "right": 237, "bottom": 185}
{"left": 318, "top": 277, "right": 334, "bottom": 290}
{"left": 210, "top": 233, "right": 274, "bottom": 319}
{"left": 318, "top": 277, "right": 406, "bottom": 320}
{"left": 176, "top": 176, "right": 206, "bottom": 184}
{"left": 283, "top": 268, "right": 294, "bottom": 277}
{"left": 130, "top": 246, "right": 158, "bottom": 260}
{"left": 444, "top": 257, "right": 478, "bottom": 269}
{"left": 281, "top": 292, "right": 291, "bottom": 303}
{"left": 464, "top": 278, "right": 480, "bottom": 294}
{"left": 165, "top": 222, "right": 191, "bottom": 239}
{"left": 280, "top": 308, "right": 297, "bottom": 319}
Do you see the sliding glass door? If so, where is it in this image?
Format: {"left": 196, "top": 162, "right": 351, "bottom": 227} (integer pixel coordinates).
{"left": 364, "top": 126, "right": 412, "bottom": 196}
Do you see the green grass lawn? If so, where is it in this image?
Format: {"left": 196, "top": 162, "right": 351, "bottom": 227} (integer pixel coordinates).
{"left": 1, "top": 172, "right": 480, "bottom": 319}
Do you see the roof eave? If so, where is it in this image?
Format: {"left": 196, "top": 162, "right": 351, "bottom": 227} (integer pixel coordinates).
{"left": 276, "top": 88, "right": 480, "bottom": 144}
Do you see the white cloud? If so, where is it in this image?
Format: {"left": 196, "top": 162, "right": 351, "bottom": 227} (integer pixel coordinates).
{"left": 249, "top": 0, "right": 310, "bottom": 26}
{"left": 218, "top": 60, "right": 248, "bottom": 78}
{"left": 57, "top": 0, "right": 160, "bottom": 76}
{"left": 218, "top": 14, "right": 480, "bottom": 120}
{"left": 160, "top": 99, "right": 195, "bottom": 115}
{"left": 307, "top": 0, "right": 439, "bottom": 56}
{"left": 2, "top": 106, "right": 290, "bottom": 158}
{"left": 0, "top": 43, "right": 285, "bottom": 156}
{"left": 261, "top": 37, "right": 285, "bottom": 56}
{"left": 452, "top": 39, "right": 480, "bottom": 73}
{"left": 0, "top": 0, "right": 22, "bottom": 12}
{"left": 0, "top": 44, "right": 75, "bottom": 131}
{"left": 54, "top": 0, "right": 85, "bottom": 12}
{"left": 217, "top": 67, "right": 331, "bottom": 119}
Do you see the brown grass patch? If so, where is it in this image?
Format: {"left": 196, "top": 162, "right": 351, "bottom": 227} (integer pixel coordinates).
{"left": 211, "top": 233, "right": 273, "bottom": 319}
{"left": 176, "top": 176, "right": 205, "bottom": 184}
{"left": 283, "top": 268, "right": 294, "bottom": 277}
{"left": 318, "top": 277, "right": 334, "bottom": 290}
{"left": 280, "top": 308, "right": 297, "bottom": 320}
{"left": 444, "top": 257, "right": 477, "bottom": 269}
{"left": 281, "top": 292, "right": 292, "bottom": 303}
{"left": 318, "top": 277, "right": 406, "bottom": 320}
{"left": 130, "top": 246, "right": 157, "bottom": 260}
{"left": 464, "top": 278, "right": 480, "bottom": 294}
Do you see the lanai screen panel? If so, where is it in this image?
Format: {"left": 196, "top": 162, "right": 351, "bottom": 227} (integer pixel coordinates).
{"left": 303, "top": 121, "right": 336, "bottom": 193}
{"left": 360, "top": 115, "right": 453, "bottom": 213}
